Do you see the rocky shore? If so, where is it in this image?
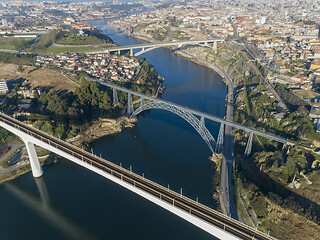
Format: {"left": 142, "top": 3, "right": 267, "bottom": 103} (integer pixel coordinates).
{"left": 67, "top": 116, "right": 137, "bottom": 146}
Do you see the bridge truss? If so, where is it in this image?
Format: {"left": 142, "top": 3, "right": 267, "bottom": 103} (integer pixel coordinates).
{"left": 131, "top": 100, "right": 216, "bottom": 153}
{"left": 98, "top": 80, "right": 288, "bottom": 156}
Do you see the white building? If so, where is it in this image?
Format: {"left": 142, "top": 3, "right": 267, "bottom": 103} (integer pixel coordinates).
{"left": 1, "top": 19, "right": 7, "bottom": 27}
{"left": 256, "top": 16, "right": 266, "bottom": 25}
{"left": 0, "top": 79, "right": 8, "bottom": 93}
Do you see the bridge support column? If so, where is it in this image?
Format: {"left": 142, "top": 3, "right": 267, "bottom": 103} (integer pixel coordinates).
{"left": 130, "top": 48, "right": 133, "bottom": 57}
{"left": 118, "top": 50, "right": 120, "bottom": 55}
{"left": 216, "top": 123, "right": 224, "bottom": 153}
{"left": 24, "top": 141, "right": 43, "bottom": 178}
{"left": 140, "top": 97, "right": 145, "bottom": 107}
{"left": 244, "top": 132, "right": 253, "bottom": 158}
{"left": 113, "top": 88, "right": 119, "bottom": 106}
{"left": 127, "top": 93, "right": 133, "bottom": 117}
{"left": 204, "top": 41, "right": 208, "bottom": 47}
{"left": 200, "top": 116, "right": 205, "bottom": 127}
{"left": 213, "top": 41, "right": 217, "bottom": 52}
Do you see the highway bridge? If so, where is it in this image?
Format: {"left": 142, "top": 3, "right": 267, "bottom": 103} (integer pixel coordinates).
{"left": 0, "top": 38, "right": 222, "bottom": 57}
{"left": 95, "top": 80, "right": 289, "bottom": 155}
{"left": 0, "top": 112, "right": 276, "bottom": 240}
{"left": 79, "top": 39, "right": 223, "bottom": 56}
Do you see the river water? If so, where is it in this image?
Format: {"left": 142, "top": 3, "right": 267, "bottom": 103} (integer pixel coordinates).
{"left": 0, "top": 21, "right": 226, "bottom": 240}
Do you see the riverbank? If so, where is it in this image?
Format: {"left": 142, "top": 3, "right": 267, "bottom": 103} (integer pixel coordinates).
{"left": 0, "top": 116, "right": 136, "bottom": 185}
{"left": 126, "top": 33, "right": 232, "bottom": 87}
{"left": 0, "top": 165, "right": 31, "bottom": 184}
{"left": 0, "top": 154, "right": 53, "bottom": 185}
{"left": 67, "top": 116, "right": 137, "bottom": 146}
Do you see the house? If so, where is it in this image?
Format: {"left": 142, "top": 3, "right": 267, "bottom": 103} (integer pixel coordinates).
{"left": 0, "top": 79, "right": 9, "bottom": 93}
{"left": 309, "top": 107, "right": 320, "bottom": 119}
{"left": 63, "top": 16, "right": 75, "bottom": 25}
{"left": 17, "top": 99, "right": 31, "bottom": 109}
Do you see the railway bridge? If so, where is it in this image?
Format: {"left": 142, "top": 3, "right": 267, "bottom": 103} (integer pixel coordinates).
{"left": 98, "top": 81, "right": 289, "bottom": 156}
{"left": 0, "top": 112, "right": 277, "bottom": 240}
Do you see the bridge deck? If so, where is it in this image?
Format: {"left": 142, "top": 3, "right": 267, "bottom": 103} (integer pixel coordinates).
{"left": 96, "top": 80, "right": 288, "bottom": 144}
{"left": 80, "top": 38, "right": 223, "bottom": 54}
{"left": 0, "top": 112, "right": 275, "bottom": 240}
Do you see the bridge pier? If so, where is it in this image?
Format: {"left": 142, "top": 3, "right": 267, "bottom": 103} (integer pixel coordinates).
{"left": 200, "top": 116, "right": 205, "bottom": 127}
{"left": 216, "top": 123, "right": 224, "bottom": 153}
{"left": 130, "top": 48, "right": 133, "bottom": 57}
{"left": 204, "top": 41, "right": 208, "bottom": 47}
{"left": 24, "top": 141, "right": 43, "bottom": 178}
{"left": 243, "top": 132, "right": 253, "bottom": 158}
{"left": 113, "top": 88, "right": 119, "bottom": 106}
{"left": 118, "top": 50, "right": 121, "bottom": 55}
{"left": 127, "top": 93, "right": 133, "bottom": 117}
{"left": 213, "top": 41, "right": 217, "bottom": 52}
{"left": 140, "top": 97, "right": 145, "bottom": 107}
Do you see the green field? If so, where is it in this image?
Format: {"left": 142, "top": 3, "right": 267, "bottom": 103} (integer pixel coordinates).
{"left": 0, "top": 37, "right": 35, "bottom": 50}
{"left": 46, "top": 45, "right": 107, "bottom": 53}
{"left": 55, "top": 33, "right": 105, "bottom": 45}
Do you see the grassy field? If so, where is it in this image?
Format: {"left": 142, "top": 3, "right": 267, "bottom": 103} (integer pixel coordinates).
{"left": 46, "top": 45, "right": 106, "bottom": 53}
{"left": 0, "top": 37, "right": 35, "bottom": 50}
{"left": 55, "top": 33, "right": 105, "bottom": 45}
{"left": 293, "top": 89, "right": 320, "bottom": 99}
{"left": 0, "top": 63, "right": 78, "bottom": 93}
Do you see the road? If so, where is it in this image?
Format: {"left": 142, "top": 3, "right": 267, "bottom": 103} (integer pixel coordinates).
{"left": 0, "top": 139, "right": 24, "bottom": 162}
{"left": 220, "top": 76, "right": 239, "bottom": 220}
{"left": 0, "top": 112, "right": 276, "bottom": 240}
{"left": 180, "top": 48, "right": 239, "bottom": 219}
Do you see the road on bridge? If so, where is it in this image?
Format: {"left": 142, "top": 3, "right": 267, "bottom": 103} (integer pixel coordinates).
{"left": 78, "top": 38, "right": 222, "bottom": 55}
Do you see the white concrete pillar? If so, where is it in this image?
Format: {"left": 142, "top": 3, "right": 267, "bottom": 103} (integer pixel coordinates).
{"left": 130, "top": 48, "right": 133, "bottom": 56}
{"left": 204, "top": 41, "right": 208, "bottom": 47}
{"left": 118, "top": 50, "right": 121, "bottom": 55}
{"left": 24, "top": 141, "right": 43, "bottom": 178}
{"left": 213, "top": 41, "right": 217, "bottom": 52}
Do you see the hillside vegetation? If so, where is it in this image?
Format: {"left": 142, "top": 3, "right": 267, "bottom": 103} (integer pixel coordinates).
{"left": 207, "top": 42, "right": 320, "bottom": 239}
{"left": 29, "top": 28, "right": 114, "bottom": 52}
{"left": 0, "top": 37, "right": 34, "bottom": 50}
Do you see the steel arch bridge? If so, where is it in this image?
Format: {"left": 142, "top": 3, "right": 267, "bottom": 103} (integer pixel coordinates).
{"left": 130, "top": 101, "right": 216, "bottom": 153}
{"left": 95, "top": 80, "right": 288, "bottom": 156}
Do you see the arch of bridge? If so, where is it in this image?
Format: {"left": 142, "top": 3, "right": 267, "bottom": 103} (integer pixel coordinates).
{"left": 130, "top": 101, "right": 216, "bottom": 153}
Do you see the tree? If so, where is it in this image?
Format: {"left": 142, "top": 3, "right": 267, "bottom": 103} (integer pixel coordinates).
{"left": 17, "top": 65, "right": 24, "bottom": 73}
{"left": 33, "top": 90, "right": 39, "bottom": 99}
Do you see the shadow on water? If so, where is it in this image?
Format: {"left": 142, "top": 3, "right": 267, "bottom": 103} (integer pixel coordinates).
{"left": 5, "top": 177, "right": 98, "bottom": 240}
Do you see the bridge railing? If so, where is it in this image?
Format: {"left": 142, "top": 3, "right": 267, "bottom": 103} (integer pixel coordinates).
{"left": 97, "top": 80, "right": 288, "bottom": 145}
{"left": 0, "top": 112, "right": 276, "bottom": 240}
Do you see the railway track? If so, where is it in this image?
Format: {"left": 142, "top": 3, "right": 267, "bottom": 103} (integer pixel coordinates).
{"left": 0, "top": 113, "right": 276, "bottom": 240}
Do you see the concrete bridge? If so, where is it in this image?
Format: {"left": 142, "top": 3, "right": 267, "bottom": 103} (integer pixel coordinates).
{"left": 80, "top": 39, "right": 223, "bottom": 56}
{"left": 0, "top": 112, "right": 276, "bottom": 240}
{"left": 97, "top": 81, "right": 288, "bottom": 156}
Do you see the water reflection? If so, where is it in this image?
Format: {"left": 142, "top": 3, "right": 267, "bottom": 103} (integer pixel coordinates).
{"left": 6, "top": 178, "right": 97, "bottom": 240}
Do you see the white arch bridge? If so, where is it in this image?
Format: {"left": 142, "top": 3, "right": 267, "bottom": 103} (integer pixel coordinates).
{"left": 0, "top": 112, "right": 277, "bottom": 240}
{"left": 80, "top": 38, "right": 223, "bottom": 56}
{"left": 102, "top": 81, "right": 288, "bottom": 156}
